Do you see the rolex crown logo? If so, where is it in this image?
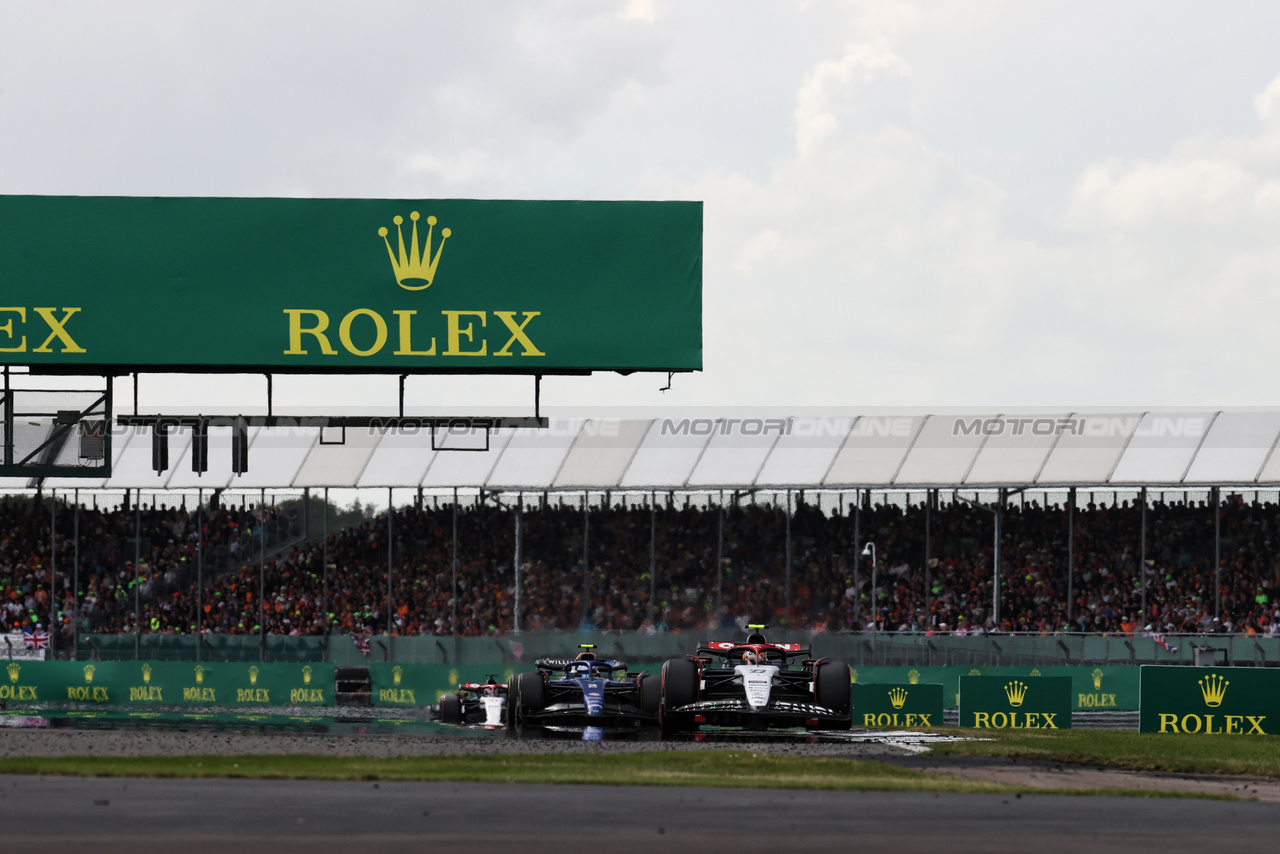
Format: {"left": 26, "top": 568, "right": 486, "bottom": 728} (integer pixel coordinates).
{"left": 1199, "top": 673, "right": 1229, "bottom": 708}
{"left": 1004, "top": 680, "right": 1028, "bottom": 707}
{"left": 249, "top": 666, "right": 260, "bottom": 686}
{"left": 888, "top": 687, "right": 909, "bottom": 710}
{"left": 83, "top": 664, "right": 95, "bottom": 684}
{"left": 195, "top": 665, "right": 205, "bottom": 684}
{"left": 849, "top": 668, "right": 858, "bottom": 684}
{"left": 907, "top": 669, "right": 920, "bottom": 685}
{"left": 968, "top": 668, "right": 981, "bottom": 676}
{"left": 303, "top": 665, "right": 313, "bottom": 686}
{"left": 379, "top": 211, "right": 451, "bottom": 291}
{"left": 142, "top": 663, "right": 152, "bottom": 684}
{"left": 6, "top": 662, "right": 19, "bottom": 683}
{"left": 1029, "top": 668, "right": 1042, "bottom": 677}
{"left": 393, "top": 665, "right": 403, "bottom": 686}
{"left": 1091, "top": 668, "right": 1104, "bottom": 690}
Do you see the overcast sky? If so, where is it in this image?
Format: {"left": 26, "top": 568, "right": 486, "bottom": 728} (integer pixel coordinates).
{"left": 5, "top": 0, "right": 1280, "bottom": 414}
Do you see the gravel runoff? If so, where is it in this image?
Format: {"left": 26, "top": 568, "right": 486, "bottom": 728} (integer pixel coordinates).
{"left": 0, "top": 729, "right": 913, "bottom": 759}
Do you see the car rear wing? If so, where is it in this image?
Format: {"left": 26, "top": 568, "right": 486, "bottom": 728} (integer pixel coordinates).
{"left": 696, "top": 642, "right": 814, "bottom": 663}
{"left": 535, "top": 658, "right": 627, "bottom": 675}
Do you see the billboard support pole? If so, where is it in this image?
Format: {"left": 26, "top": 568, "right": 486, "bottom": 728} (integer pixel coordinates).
{"left": 322, "top": 487, "right": 329, "bottom": 658}
{"left": 649, "top": 492, "right": 657, "bottom": 626}
{"left": 259, "top": 488, "right": 265, "bottom": 659}
{"left": 716, "top": 492, "right": 724, "bottom": 614}
{"left": 1214, "top": 487, "right": 1221, "bottom": 620}
{"left": 196, "top": 488, "right": 202, "bottom": 661}
{"left": 387, "top": 487, "right": 394, "bottom": 655}
{"left": 784, "top": 490, "right": 792, "bottom": 626}
{"left": 134, "top": 491, "right": 140, "bottom": 660}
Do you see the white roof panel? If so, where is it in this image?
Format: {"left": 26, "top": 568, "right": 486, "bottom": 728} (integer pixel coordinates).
{"left": 894, "top": 415, "right": 985, "bottom": 485}
{"left": 420, "top": 429, "right": 514, "bottom": 488}
{"left": 756, "top": 416, "right": 853, "bottom": 486}
{"left": 619, "top": 418, "right": 710, "bottom": 488}
{"left": 687, "top": 418, "right": 785, "bottom": 487}
{"left": 1037, "top": 413, "right": 1142, "bottom": 484}
{"left": 554, "top": 419, "right": 650, "bottom": 488}
{"left": 1111, "top": 412, "right": 1214, "bottom": 483}
{"left": 357, "top": 431, "right": 437, "bottom": 488}
{"left": 487, "top": 422, "right": 578, "bottom": 488}
{"left": 824, "top": 415, "right": 925, "bottom": 485}
{"left": 292, "top": 427, "right": 381, "bottom": 487}
{"left": 234, "top": 426, "right": 316, "bottom": 489}
{"left": 1184, "top": 412, "right": 1280, "bottom": 483}
{"left": 965, "top": 415, "right": 1066, "bottom": 484}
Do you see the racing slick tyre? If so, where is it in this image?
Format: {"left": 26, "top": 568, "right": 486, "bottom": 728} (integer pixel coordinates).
{"left": 637, "top": 671, "right": 661, "bottom": 716}
{"left": 439, "top": 692, "right": 463, "bottom": 725}
{"left": 815, "top": 660, "right": 853, "bottom": 728}
{"left": 513, "top": 671, "right": 547, "bottom": 726}
{"left": 659, "top": 657, "right": 699, "bottom": 733}
{"left": 505, "top": 674, "right": 521, "bottom": 728}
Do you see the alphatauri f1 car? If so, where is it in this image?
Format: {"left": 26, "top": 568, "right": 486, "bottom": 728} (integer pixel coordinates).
{"left": 506, "top": 645, "right": 659, "bottom": 729}
{"left": 438, "top": 676, "right": 508, "bottom": 728}
{"left": 659, "top": 626, "right": 852, "bottom": 732}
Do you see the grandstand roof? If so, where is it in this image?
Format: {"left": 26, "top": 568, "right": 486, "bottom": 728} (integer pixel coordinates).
{"left": 20, "top": 409, "right": 1280, "bottom": 491}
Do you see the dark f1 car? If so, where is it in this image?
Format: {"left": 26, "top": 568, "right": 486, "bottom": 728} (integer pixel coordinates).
{"left": 658, "top": 625, "right": 852, "bottom": 732}
{"left": 438, "top": 676, "right": 508, "bottom": 728}
{"left": 506, "top": 644, "right": 660, "bottom": 729}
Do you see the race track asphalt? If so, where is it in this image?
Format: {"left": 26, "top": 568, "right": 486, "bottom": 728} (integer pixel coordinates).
{"left": 1, "top": 774, "right": 1277, "bottom": 854}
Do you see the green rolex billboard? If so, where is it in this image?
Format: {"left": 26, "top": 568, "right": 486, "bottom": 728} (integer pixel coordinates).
{"left": 1140, "top": 666, "right": 1279, "bottom": 735}
{"left": 0, "top": 196, "right": 702, "bottom": 373}
{"left": 959, "top": 675, "right": 1072, "bottom": 730}
{"left": 852, "top": 682, "right": 943, "bottom": 728}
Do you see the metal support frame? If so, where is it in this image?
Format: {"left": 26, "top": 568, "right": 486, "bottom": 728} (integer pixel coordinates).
{"left": 784, "top": 489, "right": 792, "bottom": 623}
{"left": 49, "top": 490, "right": 56, "bottom": 657}
{"left": 1140, "top": 486, "right": 1147, "bottom": 621}
{"left": 133, "top": 492, "right": 140, "bottom": 660}
{"left": 582, "top": 492, "right": 590, "bottom": 628}
{"left": 649, "top": 491, "right": 657, "bottom": 625}
{"left": 716, "top": 491, "right": 724, "bottom": 613}
{"left": 387, "top": 487, "right": 395, "bottom": 650}
{"left": 1214, "top": 486, "right": 1221, "bottom": 620}
{"left": 1067, "top": 487, "right": 1076, "bottom": 625}
{"left": 72, "top": 489, "right": 80, "bottom": 658}
{"left": 514, "top": 494, "right": 523, "bottom": 633}
{"left": 452, "top": 487, "right": 459, "bottom": 637}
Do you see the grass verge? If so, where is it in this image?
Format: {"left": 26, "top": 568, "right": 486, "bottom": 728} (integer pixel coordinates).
{"left": 930, "top": 728, "right": 1280, "bottom": 777}
{"left": 0, "top": 751, "right": 1230, "bottom": 798}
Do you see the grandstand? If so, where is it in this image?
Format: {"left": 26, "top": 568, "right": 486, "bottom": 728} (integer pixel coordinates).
{"left": 6, "top": 408, "right": 1280, "bottom": 668}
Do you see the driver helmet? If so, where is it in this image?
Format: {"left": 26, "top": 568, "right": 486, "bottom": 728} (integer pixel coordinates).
{"left": 741, "top": 650, "right": 758, "bottom": 665}
{"left": 483, "top": 686, "right": 496, "bottom": 697}
{"left": 575, "top": 651, "right": 596, "bottom": 661}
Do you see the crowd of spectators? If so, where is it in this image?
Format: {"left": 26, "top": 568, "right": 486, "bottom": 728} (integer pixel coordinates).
{"left": 2, "top": 490, "right": 1279, "bottom": 642}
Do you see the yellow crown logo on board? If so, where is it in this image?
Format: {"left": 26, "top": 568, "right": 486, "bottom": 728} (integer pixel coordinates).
{"left": 888, "top": 687, "right": 909, "bottom": 710}
{"left": 1004, "top": 680, "right": 1028, "bottom": 707}
{"left": 379, "top": 211, "right": 451, "bottom": 291}
{"left": 449, "top": 668, "right": 459, "bottom": 686}
{"left": 7, "top": 662, "right": 19, "bottom": 683}
{"left": 393, "top": 665, "right": 403, "bottom": 686}
{"left": 303, "top": 665, "right": 313, "bottom": 686}
{"left": 195, "top": 665, "right": 205, "bottom": 684}
{"left": 142, "top": 663, "right": 152, "bottom": 684}
{"left": 1091, "top": 668, "right": 1104, "bottom": 690}
{"left": 849, "top": 668, "right": 858, "bottom": 684}
{"left": 1199, "top": 674, "right": 1228, "bottom": 708}
{"left": 1029, "top": 668, "right": 1042, "bottom": 677}
{"left": 968, "top": 668, "right": 981, "bottom": 676}
{"left": 83, "top": 664, "right": 95, "bottom": 684}
{"left": 249, "top": 666, "right": 260, "bottom": 686}
{"left": 907, "top": 669, "right": 920, "bottom": 685}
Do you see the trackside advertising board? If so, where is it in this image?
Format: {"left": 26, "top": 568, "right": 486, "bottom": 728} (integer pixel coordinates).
{"left": 0, "top": 661, "right": 333, "bottom": 706}
{"left": 1140, "top": 666, "right": 1280, "bottom": 735}
{"left": 0, "top": 196, "right": 702, "bottom": 373}
{"left": 849, "top": 665, "right": 1137, "bottom": 711}
{"left": 851, "top": 682, "right": 943, "bottom": 728}
{"left": 959, "top": 675, "right": 1072, "bottom": 730}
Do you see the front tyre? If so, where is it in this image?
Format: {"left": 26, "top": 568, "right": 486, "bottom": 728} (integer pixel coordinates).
{"left": 439, "top": 692, "right": 463, "bottom": 725}
{"left": 815, "top": 660, "right": 852, "bottom": 729}
{"left": 513, "top": 671, "right": 546, "bottom": 726}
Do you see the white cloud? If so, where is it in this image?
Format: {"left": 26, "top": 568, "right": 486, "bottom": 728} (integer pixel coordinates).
{"left": 619, "top": 0, "right": 657, "bottom": 25}
{"left": 1255, "top": 72, "right": 1280, "bottom": 122}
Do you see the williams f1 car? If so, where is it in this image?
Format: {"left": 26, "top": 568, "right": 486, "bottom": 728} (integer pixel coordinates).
{"left": 659, "top": 626, "right": 852, "bottom": 732}
{"left": 438, "top": 676, "right": 508, "bottom": 728}
{"left": 506, "top": 645, "right": 660, "bottom": 729}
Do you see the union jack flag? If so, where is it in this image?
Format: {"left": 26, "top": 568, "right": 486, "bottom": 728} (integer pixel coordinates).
{"left": 353, "top": 635, "right": 370, "bottom": 656}
{"left": 1151, "top": 633, "right": 1178, "bottom": 653}
{"left": 22, "top": 630, "right": 49, "bottom": 650}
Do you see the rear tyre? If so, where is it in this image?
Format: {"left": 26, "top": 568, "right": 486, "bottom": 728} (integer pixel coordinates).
{"left": 815, "top": 660, "right": 852, "bottom": 729}
{"left": 514, "top": 671, "right": 546, "bottom": 725}
{"left": 439, "top": 692, "right": 463, "bottom": 725}
{"left": 659, "top": 657, "right": 699, "bottom": 733}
